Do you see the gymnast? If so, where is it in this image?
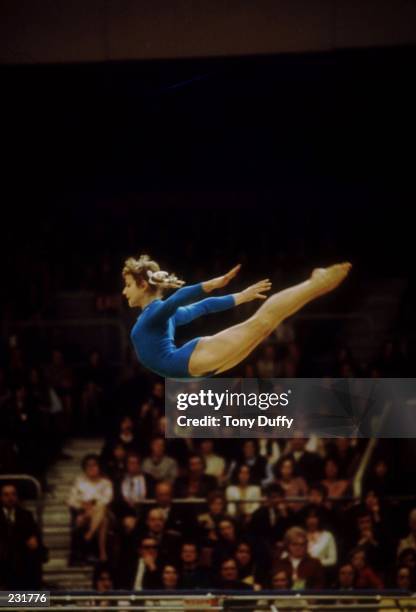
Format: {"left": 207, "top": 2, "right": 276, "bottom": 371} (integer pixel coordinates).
{"left": 122, "top": 255, "right": 351, "bottom": 378}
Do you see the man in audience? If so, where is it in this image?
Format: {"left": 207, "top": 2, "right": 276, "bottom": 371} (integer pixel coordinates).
{"left": 273, "top": 526, "right": 325, "bottom": 589}
{"left": 0, "top": 482, "right": 46, "bottom": 589}
{"left": 142, "top": 437, "right": 178, "bottom": 484}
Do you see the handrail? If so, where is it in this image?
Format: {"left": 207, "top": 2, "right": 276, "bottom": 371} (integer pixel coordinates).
{"left": 2, "top": 591, "right": 412, "bottom": 612}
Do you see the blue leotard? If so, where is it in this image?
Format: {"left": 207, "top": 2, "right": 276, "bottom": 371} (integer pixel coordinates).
{"left": 130, "top": 283, "right": 235, "bottom": 378}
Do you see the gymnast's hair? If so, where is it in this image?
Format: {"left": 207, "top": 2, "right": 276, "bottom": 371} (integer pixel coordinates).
{"left": 122, "top": 254, "right": 185, "bottom": 292}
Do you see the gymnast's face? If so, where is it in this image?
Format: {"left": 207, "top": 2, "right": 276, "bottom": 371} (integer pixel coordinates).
{"left": 122, "top": 273, "right": 147, "bottom": 307}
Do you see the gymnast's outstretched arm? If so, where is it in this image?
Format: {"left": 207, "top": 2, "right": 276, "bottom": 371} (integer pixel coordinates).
{"left": 174, "top": 278, "right": 272, "bottom": 326}
{"left": 150, "top": 264, "right": 242, "bottom": 323}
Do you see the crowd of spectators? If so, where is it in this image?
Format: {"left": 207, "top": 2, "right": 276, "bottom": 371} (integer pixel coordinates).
{"left": 0, "top": 322, "right": 415, "bottom": 592}
{"left": 62, "top": 372, "right": 416, "bottom": 593}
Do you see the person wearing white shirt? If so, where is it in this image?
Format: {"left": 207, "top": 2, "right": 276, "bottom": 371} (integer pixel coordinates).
{"left": 67, "top": 454, "right": 113, "bottom": 561}
{"left": 226, "top": 464, "right": 261, "bottom": 521}
{"left": 304, "top": 507, "right": 337, "bottom": 568}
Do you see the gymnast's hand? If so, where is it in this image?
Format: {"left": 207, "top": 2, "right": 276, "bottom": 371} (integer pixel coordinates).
{"left": 202, "top": 264, "right": 241, "bottom": 292}
{"left": 234, "top": 279, "right": 272, "bottom": 305}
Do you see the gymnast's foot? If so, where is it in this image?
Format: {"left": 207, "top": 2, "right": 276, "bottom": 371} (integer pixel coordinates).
{"left": 310, "top": 262, "right": 352, "bottom": 296}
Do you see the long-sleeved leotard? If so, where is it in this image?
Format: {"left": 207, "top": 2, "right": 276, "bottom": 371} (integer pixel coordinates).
{"left": 130, "top": 283, "right": 235, "bottom": 378}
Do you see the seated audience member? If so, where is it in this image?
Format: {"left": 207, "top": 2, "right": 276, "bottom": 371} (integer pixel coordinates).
{"left": 301, "top": 483, "right": 339, "bottom": 534}
{"left": 0, "top": 482, "right": 46, "bottom": 589}
{"left": 237, "top": 439, "right": 268, "bottom": 482}
{"left": 145, "top": 565, "right": 183, "bottom": 608}
{"left": 304, "top": 506, "right": 337, "bottom": 569}
{"left": 269, "top": 568, "right": 308, "bottom": 609}
{"left": 86, "top": 563, "right": 130, "bottom": 609}
{"left": 321, "top": 457, "right": 350, "bottom": 501}
{"left": 234, "top": 540, "right": 265, "bottom": 588}
{"left": 285, "top": 436, "right": 323, "bottom": 482}
{"left": 397, "top": 508, "right": 416, "bottom": 556}
{"left": 101, "top": 416, "right": 142, "bottom": 462}
{"left": 198, "top": 439, "right": 226, "bottom": 483}
{"left": 152, "top": 481, "right": 190, "bottom": 538}
{"left": 139, "top": 508, "right": 181, "bottom": 565}
{"left": 325, "top": 438, "right": 361, "bottom": 479}
{"left": 251, "top": 484, "right": 294, "bottom": 544}
{"left": 215, "top": 558, "right": 253, "bottom": 590}
{"left": 174, "top": 454, "right": 217, "bottom": 499}
{"left": 226, "top": 464, "right": 261, "bottom": 522}
{"left": 67, "top": 454, "right": 113, "bottom": 562}
{"left": 197, "top": 491, "right": 228, "bottom": 543}
{"left": 212, "top": 518, "right": 240, "bottom": 568}
{"left": 103, "top": 443, "right": 127, "bottom": 484}
{"left": 363, "top": 457, "right": 396, "bottom": 497}
{"left": 334, "top": 563, "right": 356, "bottom": 590}
{"left": 113, "top": 451, "right": 154, "bottom": 519}
{"left": 393, "top": 563, "right": 415, "bottom": 590}
{"left": 142, "top": 437, "right": 178, "bottom": 484}
{"left": 179, "top": 542, "right": 210, "bottom": 588}
{"left": 271, "top": 457, "right": 307, "bottom": 511}
{"left": 131, "top": 537, "right": 162, "bottom": 590}
{"left": 273, "top": 526, "right": 325, "bottom": 589}
{"left": 349, "top": 546, "right": 384, "bottom": 589}
{"left": 349, "top": 510, "right": 389, "bottom": 572}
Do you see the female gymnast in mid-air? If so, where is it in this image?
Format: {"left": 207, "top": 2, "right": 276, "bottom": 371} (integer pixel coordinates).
{"left": 122, "top": 255, "right": 351, "bottom": 378}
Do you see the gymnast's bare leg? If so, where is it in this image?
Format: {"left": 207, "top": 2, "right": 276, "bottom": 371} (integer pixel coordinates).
{"left": 188, "top": 263, "right": 351, "bottom": 376}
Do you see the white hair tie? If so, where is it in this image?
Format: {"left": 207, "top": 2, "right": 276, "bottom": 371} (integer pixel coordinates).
{"left": 147, "top": 270, "right": 169, "bottom": 285}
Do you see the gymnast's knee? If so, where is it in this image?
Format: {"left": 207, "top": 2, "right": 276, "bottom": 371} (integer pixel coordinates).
{"left": 251, "top": 313, "right": 275, "bottom": 336}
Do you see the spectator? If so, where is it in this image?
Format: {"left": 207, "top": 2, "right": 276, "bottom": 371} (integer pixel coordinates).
{"left": 394, "top": 564, "right": 415, "bottom": 590}
{"left": 226, "top": 464, "right": 261, "bottom": 521}
{"left": 363, "top": 457, "right": 396, "bottom": 497}
{"left": 212, "top": 518, "right": 240, "bottom": 568}
{"left": 0, "top": 482, "right": 46, "bottom": 589}
{"left": 86, "top": 564, "right": 130, "bottom": 609}
{"left": 273, "top": 526, "right": 325, "bottom": 589}
{"left": 114, "top": 452, "right": 154, "bottom": 519}
{"left": 132, "top": 537, "right": 162, "bottom": 590}
{"left": 215, "top": 558, "right": 252, "bottom": 590}
{"left": 139, "top": 508, "right": 181, "bottom": 565}
{"left": 285, "top": 436, "right": 323, "bottom": 482}
{"left": 271, "top": 457, "right": 307, "bottom": 511}
{"left": 198, "top": 439, "right": 226, "bottom": 483}
{"left": 234, "top": 540, "right": 264, "bottom": 588}
{"left": 321, "top": 457, "right": 350, "bottom": 501}
{"left": 300, "top": 484, "right": 337, "bottom": 532}
{"left": 197, "top": 491, "right": 228, "bottom": 544}
{"left": 325, "top": 438, "right": 360, "bottom": 479}
{"left": 101, "top": 416, "right": 141, "bottom": 464}
{"left": 180, "top": 542, "right": 209, "bottom": 589}
{"left": 174, "top": 454, "right": 217, "bottom": 499}
{"left": 250, "top": 484, "right": 294, "bottom": 546}
{"left": 152, "top": 481, "right": 189, "bottom": 538}
{"left": 142, "top": 437, "right": 178, "bottom": 484}
{"left": 67, "top": 454, "right": 113, "bottom": 562}
{"left": 237, "top": 439, "right": 268, "bottom": 482}
{"left": 304, "top": 506, "right": 337, "bottom": 569}
{"left": 334, "top": 563, "right": 356, "bottom": 590}
{"left": 349, "top": 547, "right": 383, "bottom": 589}
{"left": 104, "top": 443, "right": 127, "bottom": 484}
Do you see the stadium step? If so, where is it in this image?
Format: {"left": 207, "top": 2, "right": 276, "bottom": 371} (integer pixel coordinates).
{"left": 42, "top": 437, "right": 104, "bottom": 590}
